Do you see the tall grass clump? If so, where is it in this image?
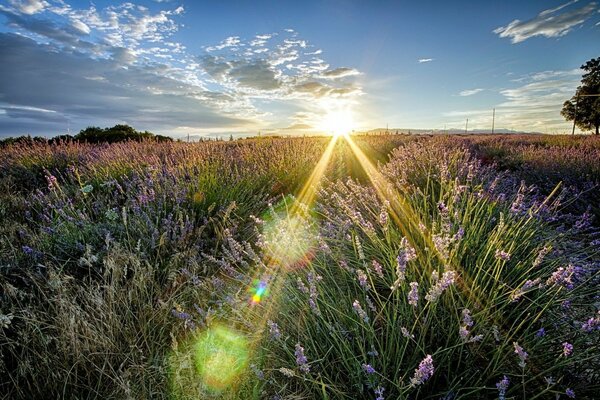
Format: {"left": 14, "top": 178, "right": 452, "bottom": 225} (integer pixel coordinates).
{"left": 1, "top": 135, "right": 598, "bottom": 399}
{"left": 173, "top": 142, "right": 599, "bottom": 399}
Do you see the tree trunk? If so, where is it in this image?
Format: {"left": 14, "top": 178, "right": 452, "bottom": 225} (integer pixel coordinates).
{"left": 596, "top": 124, "right": 599, "bottom": 135}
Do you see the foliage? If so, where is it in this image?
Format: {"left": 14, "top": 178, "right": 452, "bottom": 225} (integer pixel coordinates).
{"left": 562, "top": 57, "right": 600, "bottom": 135}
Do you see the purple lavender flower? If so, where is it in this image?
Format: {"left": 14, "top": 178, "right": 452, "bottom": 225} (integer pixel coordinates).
{"left": 22, "top": 245, "right": 34, "bottom": 255}
{"left": 496, "top": 375, "right": 510, "bottom": 400}
{"left": 374, "top": 386, "right": 385, "bottom": 400}
{"left": 401, "top": 326, "right": 414, "bottom": 339}
{"left": 352, "top": 300, "right": 369, "bottom": 323}
{"left": 462, "top": 309, "right": 473, "bottom": 327}
{"left": 410, "top": 354, "right": 434, "bottom": 386}
{"left": 361, "top": 363, "right": 376, "bottom": 374}
{"left": 408, "top": 282, "right": 419, "bottom": 307}
{"left": 295, "top": 343, "right": 310, "bottom": 373}
{"left": 566, "top": 388, "right": 575, "bottom": 398}
{"left": 267, "top": 320, "right": 281, "bottom": 340}
{"left": 425, "top": 270, "right": 456, "bottom": 302}
{"left": 513, "top": 342, "right": 528, "bottom": 368}
{"left": 535, "top": 327, "right": 546, "bottom": 338}
{"left": 371, "top": 260, "right": 384, "bottom": 278}
{"left": 562, "top": 342, "right": 573, "bottom": 357}
{"left": 357, "top": 269, "right": 370, "bottom": 290}
{"left": 250, "top": 363, "right": 264, "bottom": 380}
{"left": 495, "top": 249, "right": 511, "bottom": 261}
{"left": 582, "top": 311, "right": 600, "bottom": 332}
{"left": 546, "top": 265, "right": 575, "bottom": 289}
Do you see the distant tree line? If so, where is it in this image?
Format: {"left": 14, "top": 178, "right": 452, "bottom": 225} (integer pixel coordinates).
{"left": 0, "top": 124, "right": 173, "bottom": 146}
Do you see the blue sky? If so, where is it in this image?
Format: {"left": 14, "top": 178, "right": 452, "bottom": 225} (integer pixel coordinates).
{"left": 0, "top": 0, "right": 599, "bottom": 138}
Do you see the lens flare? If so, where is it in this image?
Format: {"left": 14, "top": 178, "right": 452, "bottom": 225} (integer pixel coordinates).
{"left": 250, "top": 280, "right": 268, "bottom": 304}
{"left": 260, "top": 200, "right": 317, "bottom": 269}
{"left": 194, "top": 325, "right": 249, "bottom": 392}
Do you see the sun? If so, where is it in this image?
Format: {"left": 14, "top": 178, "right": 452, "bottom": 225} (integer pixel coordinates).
{"left": 318, "top": 108, "right": 355, "bottom": 137}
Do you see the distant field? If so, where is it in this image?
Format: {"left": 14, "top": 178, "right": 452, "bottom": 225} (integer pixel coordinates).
{"left": 1, "top": 134, "right": 599, "bottom": 399}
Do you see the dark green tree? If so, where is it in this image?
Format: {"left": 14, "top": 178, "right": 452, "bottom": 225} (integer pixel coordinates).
{"left": 561, "top": 57, "right": 600, "bottom": 135}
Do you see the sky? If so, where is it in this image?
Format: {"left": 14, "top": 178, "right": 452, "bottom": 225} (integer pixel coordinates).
{"left": 0, "top": 0, "right": 599, "bottom": 138}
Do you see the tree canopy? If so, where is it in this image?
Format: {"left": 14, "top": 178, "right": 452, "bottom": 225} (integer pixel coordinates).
{"left": 561, "top": 57, "right": 600, "bottom": 135}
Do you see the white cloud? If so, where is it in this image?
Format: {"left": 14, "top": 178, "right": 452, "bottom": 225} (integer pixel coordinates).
{"left": 494, "top": 1, "right": 598, "bottom": 43}
{"left": 8, "top": 0, "right": 48, "bottom": 15}
{"left": 418, "top": 58, "right": 433, "bottom": 63}
{"left": 459, "top": 88, "right": 484, "bottom": 96}
{"left": 444, "top": 69, "right": 582, "bottom": 132}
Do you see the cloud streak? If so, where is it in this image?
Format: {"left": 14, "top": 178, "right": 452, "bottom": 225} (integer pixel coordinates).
{"left": 494, "top": 1, "right": 598, "bottom": 43}
{"left": 459, "top": 88, "right": 484, "bottom": 96}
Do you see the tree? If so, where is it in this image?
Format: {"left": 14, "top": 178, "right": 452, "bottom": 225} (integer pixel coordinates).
{"left": 561, "top": 57, "right": 600, "bottom": 135}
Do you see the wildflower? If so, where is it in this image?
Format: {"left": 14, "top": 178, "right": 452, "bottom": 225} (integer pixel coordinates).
{"left": 362, "top": 363, "right": 376, "bottom": 374}
{"left": 513, "top": 342, "right": 528, "bottom": 368}
{"left": 45, "top": 173, "right": 58, "bottom": 190}
{"left": 535, "top": 327, "right": 546, "bottom": 338}
{"left": 410, "top": 354, "right": 434, "bottom": 386}
{"left": 374, "top": 386, "right": 385, "bottom": 400}
{"left": 546, "top": 265, "right": 575, "bottom": 289}
{"left": 582, "top": 311, "right": 600, "bottom": 332}
{"left": 357, "top": 269, "right": 370, "bottom": 290}
{"left": 295, "top": 343, "right": 310, "bottom": 373}
{"left": 459, "top": 326, "right": 470, "bottom": 341}
{"left": 562, "top": 342, "right": 573, "bottom": 357}
{"left": 371, "top": 260, "right": 384, "bottom": 278}
{"left": 566, "top": 388, "right": 575, "bottom": 398}
{"left": 366, "top": 295, "right": 377, "bottom": 312}
{"left": 496, "top": 375, "right": 510, "bottom": 400}
{"left": 425, "top": 270, "right": 456, "bottom": 302}
{"left": 353, "top": 300, "right": 369, "bottom": 323}
{"left": 533, "top": 245, "right": 551, "bottom": 268}
{"left": 379, "top": 209, "right": 388, "bottom": 227}
{"left": 22, "top": 245, "right": 34, "bottom": 255}
{"left": 544, "top": 376, "right": 555, "bottom": 385}
{"left": 391, "top": 238, "right": 417, "bottom": 290}
{"left": 297, "top": 277, "right": 309, "bottom": 294}
{"left": 307, "top": 272, "right": 322, "bottom": 315}
{"left": 495, "top": 249, "right": 511, "bottom": 261}
{"left": 462, "top": 309, "right": 473, "bottom": 327}
{"left": 267, "top": 320, "right": 281, "bottom": 340}
{"left": 279, "top": 367, "right": 295, "bottom": 377}
{"left": 401, "top": 326, "right": 414, "bottom": 339}
{"left": 408, "top": 282, "right": 419, "bottom": 306}
{"left": 250, "top": 363, "right": 264, "bottom": 380}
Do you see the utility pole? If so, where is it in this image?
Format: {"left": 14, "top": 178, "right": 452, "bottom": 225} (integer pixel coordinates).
{"left": 491, "top": 108, "right": 495, "bottom": 134}
{"left": 465, "top": 118, "right": 469, "bottom": 134}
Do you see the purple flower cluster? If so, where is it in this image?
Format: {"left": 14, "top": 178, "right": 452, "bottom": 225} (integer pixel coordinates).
{"left": 425, "top": 270, "right": 456, "bottom": 302}
{"left": 361, "top": 363, "right": 375, "bottom": 374}
{"left": 546, "top": 265, "right": 575, "bottom": 289}
{"left": 562, "top": 342, "right": 573, "bottom": 357}
{"left": 267, "top": 320, "right": 281, "bottom": 340}
{"left": 496, "top": 375, "right": 510, "bottom": 400}
{"left": 408, "top": 282, "right": 419, "bottom": 307}
{"left": 352, "top": 300, "right": 369, "bottom": 323}
{"left": 582, "top": 311, "right": 600, "bottom": 332}
{"left": 513, "top": 342, "right": 528, "bottom": 368}
{"left": 295, "top": 343, "right": 310, "bottom": 373}
{"left": 371, "top": 260, "right": 384, "bottom": 279}
{"left": 374, "top": 386, "right": 385, "bottom": 400}
{"left": 410, "top": 354, "right": 434, "bottom": 386}
{"left": 495, "top": 249, "right": 511, "bottom": 261}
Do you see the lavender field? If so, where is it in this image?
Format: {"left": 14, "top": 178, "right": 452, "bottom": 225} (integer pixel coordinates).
{"left": 1, "top": 134, "right": 599, "bottom": 399}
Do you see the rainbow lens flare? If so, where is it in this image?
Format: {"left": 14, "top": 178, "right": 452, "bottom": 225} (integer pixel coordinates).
{"left": 250, "top": 280, "right": 268, "bottom": 304}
